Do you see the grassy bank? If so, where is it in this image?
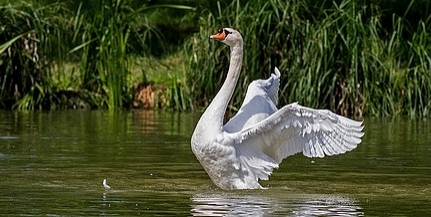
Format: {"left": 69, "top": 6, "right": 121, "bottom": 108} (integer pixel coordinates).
{"left": 1, "top": 0, "right": 431, "bottom": 117}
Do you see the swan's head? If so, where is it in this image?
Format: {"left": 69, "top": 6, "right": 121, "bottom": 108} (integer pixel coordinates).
{"left": 209, "top": 28, "right": 243, "bottom": 47}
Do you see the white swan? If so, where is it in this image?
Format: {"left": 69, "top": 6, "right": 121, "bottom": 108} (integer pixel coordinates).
{"left": 191, "top": 28, "right": 364, "bottom": 190}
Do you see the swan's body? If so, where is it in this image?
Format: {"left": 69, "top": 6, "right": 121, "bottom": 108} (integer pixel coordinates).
{"left": 191, "top": 28, "right": 364, "bottom": 190}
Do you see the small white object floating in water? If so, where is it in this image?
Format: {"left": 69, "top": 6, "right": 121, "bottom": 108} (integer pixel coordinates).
{"left": 103, "top": 179, "right": 111, "bottom": 189}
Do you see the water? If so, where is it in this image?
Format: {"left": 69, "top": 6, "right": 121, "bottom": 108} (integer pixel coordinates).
{"left": 0, "top": 111, "right": 430, "bottom": 216}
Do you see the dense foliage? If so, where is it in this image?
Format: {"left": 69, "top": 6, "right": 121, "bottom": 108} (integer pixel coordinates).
{"left": 185, "top": 0, "right": 431, "bottom": 117}
{"left": 1, "top": 0, "right": 430, "bottom": 117}
{"left": 0, "top": 0, "right": 194, "bottom": 109}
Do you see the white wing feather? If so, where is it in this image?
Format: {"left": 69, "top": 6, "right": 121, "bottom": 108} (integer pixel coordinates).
{"left": 224, "top": 68, "right": 363, "bottom": 181}
{"left": 267, "top": 67, "right": 280, "bottom": 105}
{"left": 235, "top": 143, "right": 279, "bottom": 181}
{"left": 224, "top": 67, "right": 281, "bottom": 133}
{"left": 231, "top": 103, "right": 364, "bottom": 163}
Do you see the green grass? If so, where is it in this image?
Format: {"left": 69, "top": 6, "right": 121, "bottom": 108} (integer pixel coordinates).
{"left": 183, "top": 0, "right": 431, "bottom": 117}
{"left": 130, "top": 53, "right": 192, "bottom": 110}
{"left": 131, "top": 54, "right": 183, "bottom": 85}
{"left": 1, "top": 0, "right": 431, "bottom": 117}
{"left": 0, "top": 0, "right": 195, "bottom": 110}
{"left": 0, "top": 1, "right": 68, "bottom": 109}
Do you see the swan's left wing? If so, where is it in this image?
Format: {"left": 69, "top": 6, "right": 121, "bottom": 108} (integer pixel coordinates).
{"left": 230, "top": 102, "right": 364, "bottom": 163}
{"left": 224, "top": 68, "right": 280, "bottom": 133}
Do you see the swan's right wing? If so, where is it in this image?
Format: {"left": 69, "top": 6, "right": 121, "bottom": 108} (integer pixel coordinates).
{"left": 230, "top": 102, "right": 364, "bottom": 163}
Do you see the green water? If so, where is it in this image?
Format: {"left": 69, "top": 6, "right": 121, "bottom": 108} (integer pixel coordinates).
{"left": 0, "top": 111, "right": 429, "bottom": 216}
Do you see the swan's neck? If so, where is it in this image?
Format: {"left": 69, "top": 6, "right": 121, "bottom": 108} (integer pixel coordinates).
{"left": 199, "top": 44, "right": 243, "bottom": 133}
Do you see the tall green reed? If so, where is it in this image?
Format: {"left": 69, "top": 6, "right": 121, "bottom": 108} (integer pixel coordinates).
{"left": 69, "top": 0, "right": 133, "bottom": 109}
{"left": 184, "top": 0, "right": 431, "bottom": 117}
{"left": 1, "top": 0, "right": 194, "bottom": 110}
{"left": 0, "top": 1, "right": 68, "bottom": 109}
{"left": 70, "top": 0, "right": 195, "bottom": 109}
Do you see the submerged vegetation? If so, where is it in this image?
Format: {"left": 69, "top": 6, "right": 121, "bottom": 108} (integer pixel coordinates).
{"left": 0, "top": 0, "right": 430, "bottom": 117}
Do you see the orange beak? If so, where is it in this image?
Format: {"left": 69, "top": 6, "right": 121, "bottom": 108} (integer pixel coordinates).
{"left": 209, "top": 31, "right": 226, "bottom": 41}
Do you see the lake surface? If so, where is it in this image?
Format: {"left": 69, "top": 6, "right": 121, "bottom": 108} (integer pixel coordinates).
{"left": 0, "top": 110, "right": 430, "bottom": 216}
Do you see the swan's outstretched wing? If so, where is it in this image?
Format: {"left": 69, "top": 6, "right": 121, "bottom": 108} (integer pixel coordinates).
{"left": 234, "top": 141, "right": 279, "bottom": 182}
{"left": 231, "top": 102, "right": 364, "bottom": 163}
{"left": 224, "top": 68, "right": 281, "bottom": 133}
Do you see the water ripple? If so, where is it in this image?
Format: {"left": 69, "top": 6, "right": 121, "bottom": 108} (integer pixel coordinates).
{"left": 191, "top": 192, "right": 363, "bottom": 216}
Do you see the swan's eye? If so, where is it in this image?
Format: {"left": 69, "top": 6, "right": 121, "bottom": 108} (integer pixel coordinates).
{"left": 218, "top": 28, "right": 223, "bottom": 34}
{"left": 224, "top": 29, "right": 232, "bottom": 35}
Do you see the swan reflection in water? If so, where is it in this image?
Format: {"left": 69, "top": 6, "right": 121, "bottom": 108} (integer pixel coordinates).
{"left": 190, "top": 191, "right": 363, "bottom": 216}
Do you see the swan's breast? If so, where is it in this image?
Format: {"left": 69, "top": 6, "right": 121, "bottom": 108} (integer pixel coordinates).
{"left": 191, "top": 132, "right": 246, "bottom": 189}
{"left": 193, "top": 133, "right": 237, "bottom": 168}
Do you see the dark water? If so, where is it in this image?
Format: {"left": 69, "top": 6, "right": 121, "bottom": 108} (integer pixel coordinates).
{"left": 0, "top": 111, "right": 430, "bottom": 216}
